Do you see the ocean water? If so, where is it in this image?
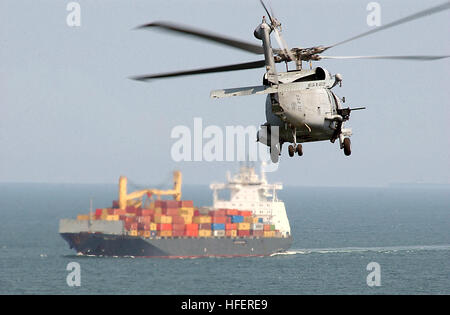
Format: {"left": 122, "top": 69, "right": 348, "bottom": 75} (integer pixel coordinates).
{"left": 0, "top": 183, "right": 448, "bottom": 295}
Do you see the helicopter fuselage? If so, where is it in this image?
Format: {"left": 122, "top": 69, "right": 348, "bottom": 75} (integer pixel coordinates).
{"left": 259, "top": 66, "right": 351, "bottom": 147}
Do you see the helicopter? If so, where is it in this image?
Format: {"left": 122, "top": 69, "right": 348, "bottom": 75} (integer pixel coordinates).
{"left": 132, "top": 1, "right": 450, "bottom": 163}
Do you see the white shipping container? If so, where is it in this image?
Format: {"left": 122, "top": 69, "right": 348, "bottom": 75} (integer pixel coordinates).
{"left": 251, "top": 223, "right": 264, "bottom": 230}
{"left": 213, "top": 230, "right": 225, "bottom": 237}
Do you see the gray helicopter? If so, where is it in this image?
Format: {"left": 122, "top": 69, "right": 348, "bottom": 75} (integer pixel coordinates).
{"left": 132, "top": 1, "right": 450, "bottom": 163}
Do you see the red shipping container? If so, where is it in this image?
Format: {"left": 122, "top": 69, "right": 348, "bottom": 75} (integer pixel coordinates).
{"left": 141, "top": 209, "right": 154, "bottom": 216}
{"left": 171, "top": 215, "right": 185, "bottom": 224}
{"left": 163, "top": 208, "right": 179, "bottom": 216}
{"left": 172, "top": 230, "right": 185, "bottom": 237}
{"left": 107, "top": 208, "right": 115, "bottom": 215}
{"left": 95, "top": 209, "right": 103, "bottom": 216}
{"left": 226, "top": 209, "right": 239, "bottom": 216}
{"left": 157, "top": 223, "right": 172, "bottom": 231}
{"left": 137, "top": 216, "right": 151, "bottom": 224}
{"left": 239, "top": 210, "right": 252, "bottom": 217}
{"left": 237, "top": 230, "right": 250, "bottom": 237}
{"left": 212, "top": 216, "right": 227, "bottom": 224}
{"left": 155, "top": 200, "right": 165, "bottom": 208}
{"left": 179, "top": 200, "right": 194, "bottom": 207}
{"left": 119, "top": 215, "right": 127, "bottom": 221}
{"left": 211, "top": 209, "right": 226, "bottom": 216}
{"left": 138, "top": 223, "right": 150, "bottom": 231}
{"left": 164, "top": 200, "right": 179, "bottom": 208}
{"left": 226, "top": 223, "right": 237, "bottom": 230}
{"left": 185, "top": 223, "right": 199, "bottom": 231}
{"left": 194, "top": 210, "right": 200, "bottom": 216}
{"left": 130, "top": 223, "right": 138, "bottom": 230}
{"left": 251, "top": 230, "right": 264, "bottom": 237}
{"left": 126, "top": 206, "right": 136, "bottom": 214}
{"left": 172, "top": 223, "right": 185, "bottom": 231}
{"left": 95, "top": 214, "right": 101, "bottom": 220}
{"left": 199, "top": 223, "right": 211, "bottom": 230}
{"left": 185, "top": 229, "right": 199, "bottom": 237}
{"left": 226, "top": 217, "right": 232, "bottom": 224}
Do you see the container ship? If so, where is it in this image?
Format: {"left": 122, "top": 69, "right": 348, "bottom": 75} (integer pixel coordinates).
{"left": 59, "top": 165, "right": 293, "bottom": 258}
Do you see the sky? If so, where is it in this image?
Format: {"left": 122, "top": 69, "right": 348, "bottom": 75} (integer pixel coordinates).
{"left": 1, "top": 0, "right": 449, "bottom": 187}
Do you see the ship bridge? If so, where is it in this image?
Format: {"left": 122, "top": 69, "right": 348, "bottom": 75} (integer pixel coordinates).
{"left": 209, "top": 164, "right": 291, "bottom": 236}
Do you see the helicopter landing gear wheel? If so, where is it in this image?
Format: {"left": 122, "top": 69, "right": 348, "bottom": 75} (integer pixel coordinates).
{"left": 288, "top": 145, "right": 295, "bottom": 157}
{"left": 343, "top": 138, "right": 351, "bottom": 156}
{"left": 296, "top": 144, "right": 303, "bottom": 156}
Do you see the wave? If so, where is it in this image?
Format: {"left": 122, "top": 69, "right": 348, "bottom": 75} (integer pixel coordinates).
{"left": 270, "top": 244, "right": 450, "bottom": 256}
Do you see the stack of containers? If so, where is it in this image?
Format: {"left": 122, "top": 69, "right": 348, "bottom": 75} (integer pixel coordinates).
{"left": 78, "top": 204, "right": 280, "bottom": 239}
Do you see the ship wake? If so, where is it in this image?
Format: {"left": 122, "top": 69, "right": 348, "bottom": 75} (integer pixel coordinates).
{"left": 271, "top": 244, "right": 450, "bottom": 256}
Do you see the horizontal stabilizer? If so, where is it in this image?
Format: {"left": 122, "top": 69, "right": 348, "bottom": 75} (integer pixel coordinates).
{"left": 210, "top": 85, "right": 277, "bottom": 98}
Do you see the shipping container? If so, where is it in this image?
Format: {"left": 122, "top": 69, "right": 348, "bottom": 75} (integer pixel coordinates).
{"left": 225, "top": 223, "right": 237, "bottom": 230}
{"left": 106, "top": 215, "right": 119, "bottom": 221}
{"left": 263, "top": 231, "right": 275, "bottom": 237}
{"left": 226, "top": 230, "right": 237, "bottom": 237}
{"left": 157, "top": 223, "right": 172, "bottom": 231}
{"left": 263, "top": 224, "right": 271, "bottom": 231}
{"left": 237, "top": 222, "right": 250, "bottom": 230}
{"left": 237, "top": 230, "right": 250, "bottom": 237}
{"left": 211, "top": 209, "right": 226, "bottom": 216}
{"left": 251, "top": 223, "right": 264, "bottom": 231}
{"left": 185, "top": 229, "right": 199, "bottom": 237}
{"left": 172, "top": 230, "right": 185, "bottom": 237}
{"left": 211, "top": 216, "right": 227, "bottom": 224}
{"left": 198, "top": 208, "right": 210, "bottom": 215}
{"left": 198, "top": 229, "right": 212, "bottom": 237}
{"left": 180, "top": 214, "right": 193, "bottom": 224}
{"left": 211, "top": 223, "right": 225, "bottom": 230}
{"left": 244, "top": 216, "right": 254, "bottom": 223}
{"left": 193, "top": 216, "right": 212, "bottom": 224}
{"left": 158, "top": 230, "right": 172, "bottom": 237}
{"left": 251, "top": 230, "right": 264, "bottom": 237}
{"left": 163, "top": 208, "right": 180, "bottom": 216}
{"left": 213, "top": 230, "right": 225, "bottom": 237}
{"left": 129, "top": 230, "right": 138, "bottom": 236}
{"left": 154, "top": 215, "right": 172, "bottom": 224}
{"left": 239, "top": 210, "right": 252, "bottom": 217}
{"left": 185, "top": 223, "right": 199, "bottom": 231}
{"left": 199, "top": 223, "right": 211, "bottom": 230}
{"left": 230, "top": 215, "right": 244, "bottom": 223}
{"left": 171, "top": 215, "right": 185, "bottom": 224}
{"left": 179, "top": 208, "right": 194, "bottom": 216}
{"left": 172, "top": 223, "right": 185, "bottom": 231}
{"left": 179, "top": 200, "right": 194, "bottom": 208}
{"left": 225, "top": 209, "right": 239, "bottom": 216}
{"left": 77, "top": 215, "right": 90, "bottom": 221}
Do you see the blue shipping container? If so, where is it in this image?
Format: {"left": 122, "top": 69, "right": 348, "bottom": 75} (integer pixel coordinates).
{"left": 230, "top": 215, "right": 244, "bottom": 223}
{"left": 258, "top": 218, "right": 263, "bottom": 223}
{"left": 211, "top": 223, "right": 225, "bottom": 230}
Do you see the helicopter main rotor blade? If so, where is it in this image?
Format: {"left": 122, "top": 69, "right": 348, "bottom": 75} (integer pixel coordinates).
{"left": 319, "top": 55, "right": 450, "bottom": 61}
{"left": 324, "top": 2, "right": 450, "bottom": 51}
{"left": 131, "top": 60, "right": 266, "bottom": 81}
{"left": 137, "top": 21, "right": 264, "bottom": 55}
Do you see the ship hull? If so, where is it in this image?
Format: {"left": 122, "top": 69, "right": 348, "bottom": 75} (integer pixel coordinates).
{"left": 60, "top": 232, "right": 293, "bottom": 258}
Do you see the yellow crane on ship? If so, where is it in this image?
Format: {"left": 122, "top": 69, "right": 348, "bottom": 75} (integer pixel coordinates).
{"left": 118, "top": 171, "right": 182, "bottom": 209}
